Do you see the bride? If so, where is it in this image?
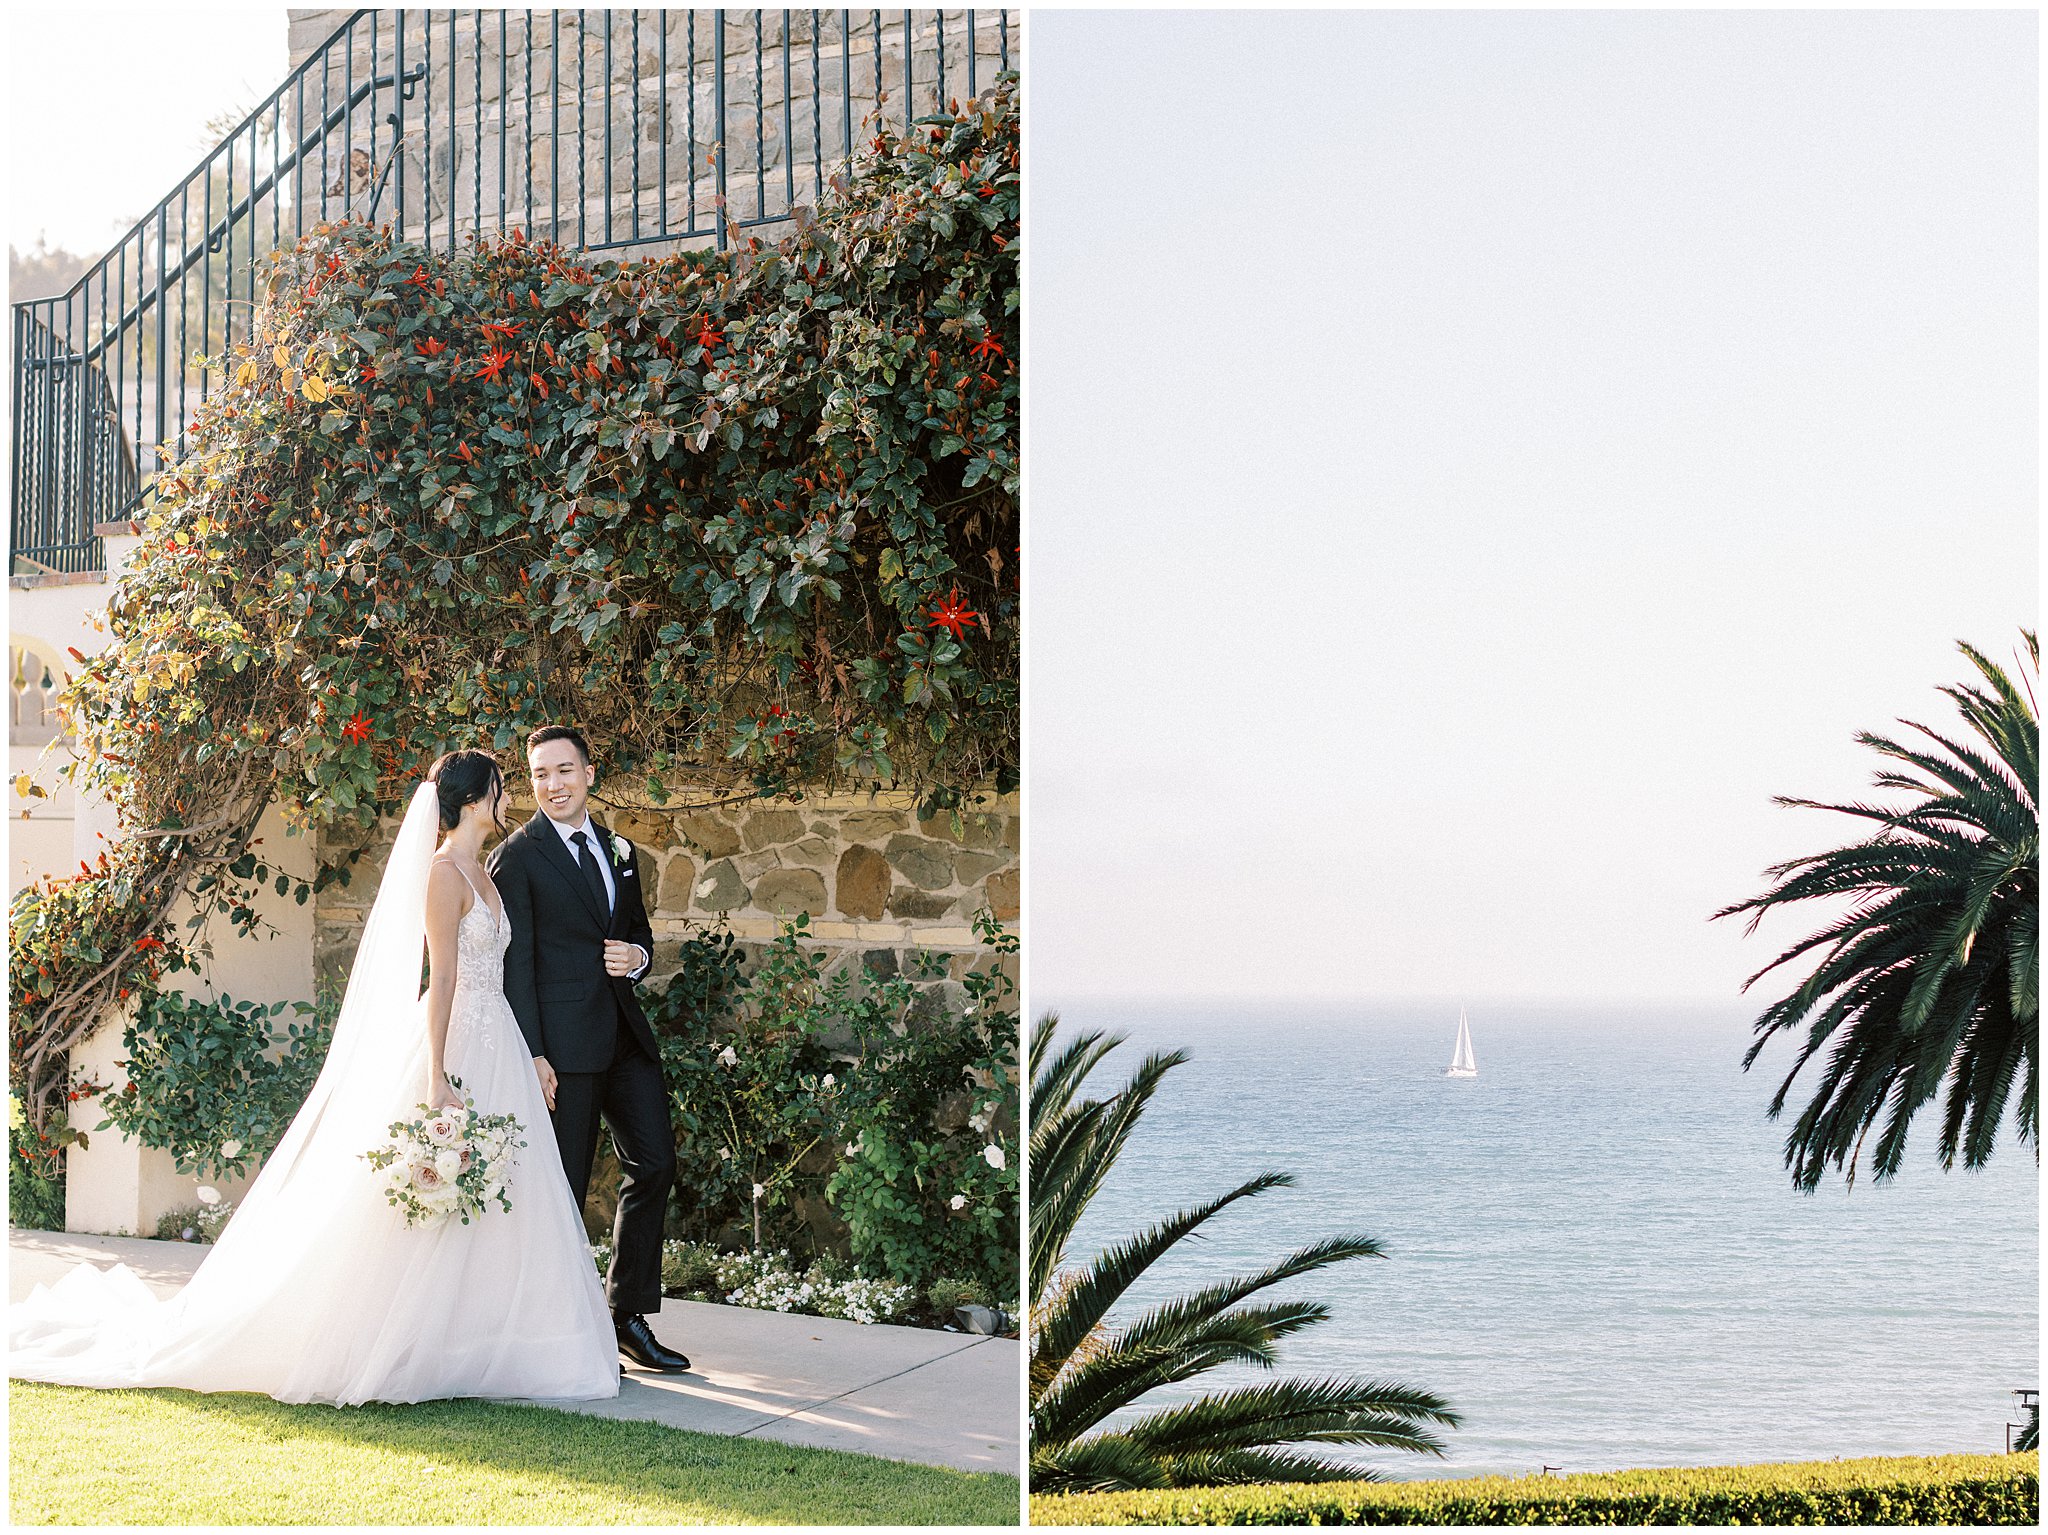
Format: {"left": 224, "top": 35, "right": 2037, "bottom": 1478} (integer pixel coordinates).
{"left": 8, "top": 751, "right": 619, "bottom": 1405}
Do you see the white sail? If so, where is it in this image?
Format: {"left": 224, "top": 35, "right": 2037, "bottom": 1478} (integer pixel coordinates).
{"left": 1446, "top": 1008, "right": 1477, "bottom": 1077}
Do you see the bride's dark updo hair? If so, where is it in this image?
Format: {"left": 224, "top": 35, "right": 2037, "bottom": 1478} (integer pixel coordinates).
{"left": 426, "top": 750, "right": 503, "bottom": 832}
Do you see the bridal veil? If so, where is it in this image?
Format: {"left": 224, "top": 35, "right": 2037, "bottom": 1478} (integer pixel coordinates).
{"left": 9, "top": 782, "right": 458, "bottom": 1398}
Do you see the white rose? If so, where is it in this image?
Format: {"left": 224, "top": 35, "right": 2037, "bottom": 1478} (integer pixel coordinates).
{"left": 949, "top": 1193, "right": 967, "bottom": 1211}
{"left": 718, "top": 1045, "right": 738, "bottom": 1068}
{"left": 695, "top": 877, "right": 717, "bottom": 899}
{"left": 821, "top": 1073, "right": 835, "bottom": 1088}
{"left": 982, "top": 1144, "right": 1005, "bottom": 1171}
{"left": 716, "top": 1147, "right": 731, "bottom": 1160}
{"left": 434, "top": 1148, "right": 462, "bottom": 1181}
{"left": 751, "top": 1182, "right": 765, "bottom": 1199}
{"left": 611, "top": 833, "right": 631, "bottom": 863}
{"left": 423, "top": 1114, "right": 463, "bottom": 1147}
{"left": 195, "top": 1185, "right": 221, "bottom": 1206}
{"left": 219, "top": 1139, "right": 243, "bottom": 1160}
{"left": 410, "top": 1161, "right": 447, "bottom": 1193}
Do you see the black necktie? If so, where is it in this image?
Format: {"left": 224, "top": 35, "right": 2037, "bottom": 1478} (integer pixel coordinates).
{"left": 570, "top": 830, "right": 610, "bottom": 915}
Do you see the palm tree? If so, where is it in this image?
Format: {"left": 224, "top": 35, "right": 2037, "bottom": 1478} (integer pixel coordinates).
{"left": 1716, "top": 633, "right": 2038, "bottom": 1191}
{"left": 1029, "top": 1014, "right": 1458, "bottom": 1494}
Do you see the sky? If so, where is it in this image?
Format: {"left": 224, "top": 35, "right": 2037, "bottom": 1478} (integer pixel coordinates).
{"left": 5, "top": 5, "right": 289, "bottom": 258}
{"left": 1029, "top": 9, "right": 2037, "bottom": 1007}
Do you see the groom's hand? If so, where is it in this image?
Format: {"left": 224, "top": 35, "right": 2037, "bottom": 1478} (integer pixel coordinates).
{"left": 533, "top": 1055, "right": 558, "bottom": 1111}
{"left": 602, "top": 940, "right": 646, "bottom": 978}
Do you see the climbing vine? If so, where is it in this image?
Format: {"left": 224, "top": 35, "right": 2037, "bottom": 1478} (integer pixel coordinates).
{"left": 10, "top": 80, "right": 1018, "bottom": 1133}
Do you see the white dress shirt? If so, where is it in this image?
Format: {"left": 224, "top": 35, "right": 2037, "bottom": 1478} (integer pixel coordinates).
{"left": 546, "top": 812, "right": 648, "bottom": 980}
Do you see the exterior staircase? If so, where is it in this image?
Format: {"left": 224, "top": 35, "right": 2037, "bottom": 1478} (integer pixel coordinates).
{"left": 10, "top": 7, "right": 1016, "bottom": 582}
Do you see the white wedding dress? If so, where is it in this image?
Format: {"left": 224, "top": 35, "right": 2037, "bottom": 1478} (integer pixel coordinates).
{"left": 8, "top": 783, "right": 619, "bottom": 1405}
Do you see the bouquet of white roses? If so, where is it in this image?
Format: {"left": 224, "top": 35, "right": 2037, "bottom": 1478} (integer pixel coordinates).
{"left": 363, "top": 1079, "right": 525, "bottom": 1227}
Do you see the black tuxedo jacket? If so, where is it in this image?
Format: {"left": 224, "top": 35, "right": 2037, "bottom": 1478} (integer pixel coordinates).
{"left": 489, "top": 810, "right": 660, "bottom": 1072}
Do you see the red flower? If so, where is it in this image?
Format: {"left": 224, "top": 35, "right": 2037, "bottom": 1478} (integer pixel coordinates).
{"left": 529, "top": 373, "right": 549, "bottom": 400}
{"left": 977, "top": 182, "right": 997, "bottom": 198}
{"left": 476, "top": 347, "right": 513, "bottom": 383}
{"left": 689, "top": 316, "right": 725, "bottom": 354}
{"left": 925, "top": 588, "right": 979, "bottom": 640}
{"left": 133, "top": 935, "right": 164, "bottom": 953}
{"left": 359, "top": 363, "right": 380, "bottom": 385}
{"left": 414, "top": 336, "right": 446, "bottom": 357}
{"left": 403, "top": 265, "right": 431, "bottom": 288}
{"left": 325, "top": 254, "right": 343, "bottom": 275}
{"left": 341, "top": 711, "right": 374, "bottom": 744}
{"left": 969, "top": 335, "right": 1003, "bottom": 361}
{"left": 479, "top": 320, "right": 525, "bottom": 342}
{"left": 454, "top": 441, "right": 474, "bottom": 463}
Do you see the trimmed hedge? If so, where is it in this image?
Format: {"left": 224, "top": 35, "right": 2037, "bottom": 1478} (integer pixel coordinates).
{"left": 1028, "top": 1452, "right": 2039, "bottom": 1526}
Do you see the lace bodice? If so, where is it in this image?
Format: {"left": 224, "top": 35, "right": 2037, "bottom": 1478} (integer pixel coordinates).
{"left": 441, "top": 861, "right": 510, "bottom": 997}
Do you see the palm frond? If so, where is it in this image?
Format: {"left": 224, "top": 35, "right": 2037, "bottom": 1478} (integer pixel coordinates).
{"left": 1027, "top": 1016, "right": 1458, "bottom": 1492}
{"left": 1716, "top": 632, "right": 2039, "bottom": 1191}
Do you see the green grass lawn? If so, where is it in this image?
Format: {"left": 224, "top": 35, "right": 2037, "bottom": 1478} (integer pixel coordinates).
{"left": 10, "top": 1382, "right": 1020, "bottom": 1525}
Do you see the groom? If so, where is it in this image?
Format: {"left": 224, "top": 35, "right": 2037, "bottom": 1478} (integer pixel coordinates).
{"left": 490, "top": 724, "right": 690, "bottom": 1373}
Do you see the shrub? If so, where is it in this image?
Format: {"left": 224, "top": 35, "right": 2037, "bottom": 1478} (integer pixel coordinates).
{"left": 153, "top": 1196, "right": 237, "bottom": 1244}
{"left": 660, "top": 1238, "right": 724, "bottom": 1299}
{"left": 94, "top": 985, "right": 335, "bottom": 1180}
{"left": 715, "top": 1247, "right": 917, "bottom": 1326}
{"left": 596, "top": 1239, "right": 917, "bottom": 1326}
{"left": 1026, "top": 1453, "right": 2041, "bottom": 1526}
{"left": 824, "top": 909, "right": 1020, "bottom": 1301}
{"left": 650, "top": 910, "right": 1019, "bottom": 1305}
{"left": 9, "top": 1093, "right": 67, "bottom": 1231}
{"left": 927, "top": 1275, "right": 992, "bottom": 1315}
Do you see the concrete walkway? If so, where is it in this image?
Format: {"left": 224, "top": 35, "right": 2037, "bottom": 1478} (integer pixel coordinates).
{"left": 8, "top": 1229, "right": 1019, "bottom": 1477}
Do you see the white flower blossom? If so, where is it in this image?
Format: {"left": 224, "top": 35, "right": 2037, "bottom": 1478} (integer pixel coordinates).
{"left": 695, "top": 877, "right": 717, "bottom": 899}
{"left": 949, "top": 1193, "right": 968, "bottom": 1211}
{"left": 716, "top": 1146, "right": 731, "bottom": 1160}
{"left": 717, "top": 1044, "right": 738, "bottom": 1068}
{"left": 821, "top": 1073, "right": 835, "bottom": 1088}
{"left": 751, "top": 1182, "right": 765, "bottom": 1199}
{"left": 219, "top": 1139, "right": 244, "bottom": 1160}
{"left": 982, "top": 1144, "right": 1005, "bottom": 1171}
{"left": 195, "top": 1185, "right": 221, "bottom": 1206}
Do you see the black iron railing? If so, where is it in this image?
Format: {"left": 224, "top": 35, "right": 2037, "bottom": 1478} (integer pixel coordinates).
{"left": 10, "top": 7, "right": 1015, "bottom": 577}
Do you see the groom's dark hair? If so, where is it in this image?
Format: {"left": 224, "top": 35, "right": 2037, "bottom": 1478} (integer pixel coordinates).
{"left": 526, "top": 724, "right": 591, "bottom": 764}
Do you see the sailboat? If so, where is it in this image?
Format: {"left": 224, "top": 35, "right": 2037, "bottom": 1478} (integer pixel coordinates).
{"left": 1445, "top": 1008, "right": 1478, "bottom": 1078}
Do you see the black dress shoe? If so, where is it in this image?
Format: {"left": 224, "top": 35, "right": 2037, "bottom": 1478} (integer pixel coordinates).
{"left": 615, "top": 1312, "right": 690, "bottom": 1372}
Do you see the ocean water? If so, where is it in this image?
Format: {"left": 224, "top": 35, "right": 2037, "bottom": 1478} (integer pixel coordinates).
{"left": 1053, "top": 1001, "right": 2040, "bottom": 1480}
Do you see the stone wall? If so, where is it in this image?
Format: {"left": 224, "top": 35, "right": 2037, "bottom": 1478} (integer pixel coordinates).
{"left": 316, "top": 788, "right": 1020, "bottom": 997}
{"left": 284, "top": 7, "right": 1020, "bottom": 253}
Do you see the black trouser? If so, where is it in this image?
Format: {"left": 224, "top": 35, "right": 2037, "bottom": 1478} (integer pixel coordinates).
{"left": 549, "top": 1043, "right": 675, "bottom": 1317}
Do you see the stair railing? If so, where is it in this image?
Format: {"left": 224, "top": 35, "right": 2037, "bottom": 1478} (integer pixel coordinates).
{"left": 10, "top": 8, "right": 1016, "bottom": 577}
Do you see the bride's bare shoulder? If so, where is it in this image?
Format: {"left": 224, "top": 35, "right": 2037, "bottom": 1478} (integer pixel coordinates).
{"left": 425, "top": 857, "right": 474, "bottom": 913}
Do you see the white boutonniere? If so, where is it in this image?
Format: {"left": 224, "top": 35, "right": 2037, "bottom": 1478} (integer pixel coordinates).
{"left": 610, "top": 832, "right": 633, "bottom": 870}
